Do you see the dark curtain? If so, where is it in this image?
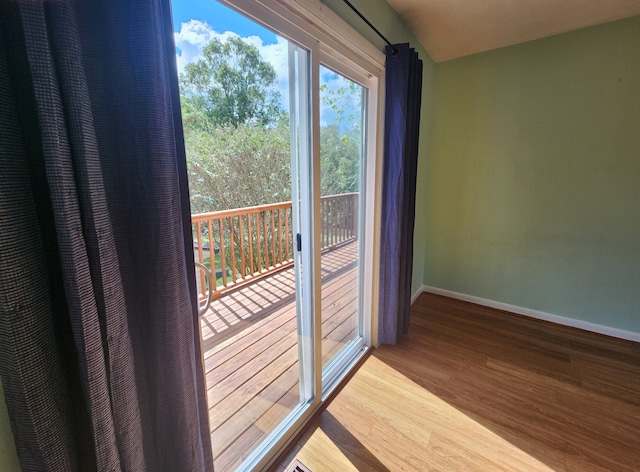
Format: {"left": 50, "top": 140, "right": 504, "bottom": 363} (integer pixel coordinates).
{"left": 378, "top": 43, "right": 423, "bottom": 345}
{"left": 0, "top": 0, "right": 213, "bottom": 470}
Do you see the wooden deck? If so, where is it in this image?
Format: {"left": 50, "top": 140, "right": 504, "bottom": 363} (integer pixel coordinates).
{"left": 200, "top": 240, "right": 359, "bottom": 471}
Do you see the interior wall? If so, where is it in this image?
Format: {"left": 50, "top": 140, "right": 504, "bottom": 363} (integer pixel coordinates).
{"left": 423, "top": 16, "right": 640, "bottom": 333}
{"left": 322, "top": 0, "right": 436, "bottom": 298}
{"left": 0, "top": 378, "right": 20, "bottom": 470}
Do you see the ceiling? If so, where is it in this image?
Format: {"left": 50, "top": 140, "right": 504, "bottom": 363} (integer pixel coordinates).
{"left": 385, "top": 0, "right": 640, "bottom": 62}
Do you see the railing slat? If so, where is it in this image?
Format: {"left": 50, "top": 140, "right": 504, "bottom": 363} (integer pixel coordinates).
{"left": 207, "top": 219, "right": 216, "bottom": 296}
{"left": 218, "top": 218, "right": 227, "bottom": 287}
{"left": 239, "top": 215, "right": 246, "bottom": 278}
{"left": 248, "top": 213, "right": 254, "bottom": 275}
{"left": 321, "top": 200, "right": 326, "bottom": 249}
{"left": 256, "top": 211, "right": 262, "bottom": 274}
{"left": 285, "top": 209, "right": 290, "bottom": 261}
{"left": 262, "top": 211, "right": 268, "bottom": 270}
{"left": 230, "top": 216, "right": 237, "bottom": 283}
{"left": 270, "top": 210, "right": 276, "bottom": 268}
{"left": 342, "top": 201, "right": 347, "bottom": 241}
{"left": 196, "top": 221, "right": 206, "bottom": 297}
{"left": 278, "top": 208, "right": 283, "bottom": 265}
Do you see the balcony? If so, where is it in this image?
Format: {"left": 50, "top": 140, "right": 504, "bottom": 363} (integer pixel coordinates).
{"left": 192, "top": 193, "right": 359, "bottom": 471}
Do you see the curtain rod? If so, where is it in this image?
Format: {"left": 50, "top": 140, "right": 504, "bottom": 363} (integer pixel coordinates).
{"left": 341, "top": 0, "right": 399, "bottom": 56}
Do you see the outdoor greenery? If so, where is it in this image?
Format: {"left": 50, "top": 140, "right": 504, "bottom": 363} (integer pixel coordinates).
{"left": 180, "top": 35, "right": 363, "bottom": 215}
{"left": 180, "top": 36, "right": 284, "bottom": 130}
{"left": 180, "top": 37, "right": 290, "bottom": 213}
{"left": 184, "top": 121, "right": 291, "bottom": 212}
{"left": 319, "top": 70, "right": 363, "bottom": 196}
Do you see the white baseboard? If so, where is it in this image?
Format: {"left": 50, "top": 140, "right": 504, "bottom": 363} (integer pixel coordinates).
{"left": 417, "top": 285, "right": 640, "bottom": 343}
{"left": 410, "top": 287, "right": 423, "bottom": 305}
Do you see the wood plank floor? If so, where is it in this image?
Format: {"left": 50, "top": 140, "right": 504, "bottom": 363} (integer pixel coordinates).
{"left": 201, "top": 241, "right": 359, "bottom": 471}
{"left": 277, "top": 292, "right": 640, "bottom": 472}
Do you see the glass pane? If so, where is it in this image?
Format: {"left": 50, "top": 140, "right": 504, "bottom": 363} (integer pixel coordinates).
{"left": 319, "top": 66, "right": 364, "bottom": 370}
{"left": 173, "top": 2, "right": 305, "bottom": 469}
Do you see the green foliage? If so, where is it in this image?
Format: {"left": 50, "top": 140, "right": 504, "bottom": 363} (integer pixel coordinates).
{"left": 319, "top": 71, "right": 363, "bottom": 196}
{"left": 183, "top": 43, "right": 365, "bottom": 281}
{"left": 320, "top": 125, "right": 360, "bottom": 195}
{"left": 185, "top": 120, "right": 291, "bottom": 213}
{"left": 180, "top": 35, "right": 290, "bottom": 213}
{"left": 181, "top": 36, "right": 363, "bottom": 216}
{"left": 180, "top": 36, "right": 284, "bottom": 129}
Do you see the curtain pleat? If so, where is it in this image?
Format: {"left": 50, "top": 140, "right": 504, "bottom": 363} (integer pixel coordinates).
{"left": 378, "top": 43, "right": 423, "bottom": 345}
{"left": 0, "top": 1, "right": 213, "bottom": 470}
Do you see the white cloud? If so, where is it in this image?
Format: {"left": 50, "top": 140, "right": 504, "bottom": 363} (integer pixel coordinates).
{"left": 174, "top": 20, "right": 290, "bottom": 108}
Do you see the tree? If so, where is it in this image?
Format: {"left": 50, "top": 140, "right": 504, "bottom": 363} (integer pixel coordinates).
{"left": 319, "top": 72, "right": 363, "bottom": 195}
{"left": 319, "top": 124, "right": 360, "bottom": 195}
{"left": 179, "top": 35, "right": 291, "bottom": 214}
{"left": 180, "top": 36, "right": 284, "bottom": 129}
{"left": 185, "top": 122, "right": 291, "bottom": 213}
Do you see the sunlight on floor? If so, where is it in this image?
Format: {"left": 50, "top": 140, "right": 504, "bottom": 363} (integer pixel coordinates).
{"left": 294, "top": 428, "right": 361, "bottom": 472}
{"left": 288, "top": 355, "right": 560, "bottom": 471}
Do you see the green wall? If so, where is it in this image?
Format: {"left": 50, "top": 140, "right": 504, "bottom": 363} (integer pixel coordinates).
{"left": 423, "top": 16, "right": 640, "bottom": 333}
{"left": 323, "top": 0, "right": 435, "bottom": 298}
{"left": 0, "top": 378, "right": 20, "bottom": 470}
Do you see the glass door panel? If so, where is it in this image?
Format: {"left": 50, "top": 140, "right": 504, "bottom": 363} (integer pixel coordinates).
{"left": 175, "top": 3, "right": 312, "bottom": 470}
{"left": 318, "top": 66, "right": 365, "bottom": 371}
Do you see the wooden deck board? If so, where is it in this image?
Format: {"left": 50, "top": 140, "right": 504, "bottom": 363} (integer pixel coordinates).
{"left": 200, "top": 241, "right": 359, "bottom": 471}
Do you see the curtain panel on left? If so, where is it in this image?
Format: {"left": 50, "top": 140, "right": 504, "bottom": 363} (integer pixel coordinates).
{"left": 0, "top": 1, "right": 213, "bottom": 470}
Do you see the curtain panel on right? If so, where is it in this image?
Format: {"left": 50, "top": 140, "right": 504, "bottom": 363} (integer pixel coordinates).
{"left": 378, "top": 43, "right": 423, "bottom": 345}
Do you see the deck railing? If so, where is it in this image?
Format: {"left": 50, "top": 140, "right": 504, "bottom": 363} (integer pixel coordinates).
{"left": 320, "top": 192, "right": 359, "bottom": 250}
{"left": 192, "top": 192, "right": 358, "bottom": 302}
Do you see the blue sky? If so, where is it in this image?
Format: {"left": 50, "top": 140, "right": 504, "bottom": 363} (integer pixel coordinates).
{"left": 172, "top": 0, "right": 277, "bottom": 43}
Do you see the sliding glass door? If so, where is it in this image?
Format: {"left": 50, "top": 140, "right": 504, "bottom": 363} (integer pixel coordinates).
{"left": 174, "top": 0, "right": 381, "bottom": 469}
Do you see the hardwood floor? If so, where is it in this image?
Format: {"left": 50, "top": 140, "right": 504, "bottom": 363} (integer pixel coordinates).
{"left": 277, "top": 292, "right": 640, "bottom": 472}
